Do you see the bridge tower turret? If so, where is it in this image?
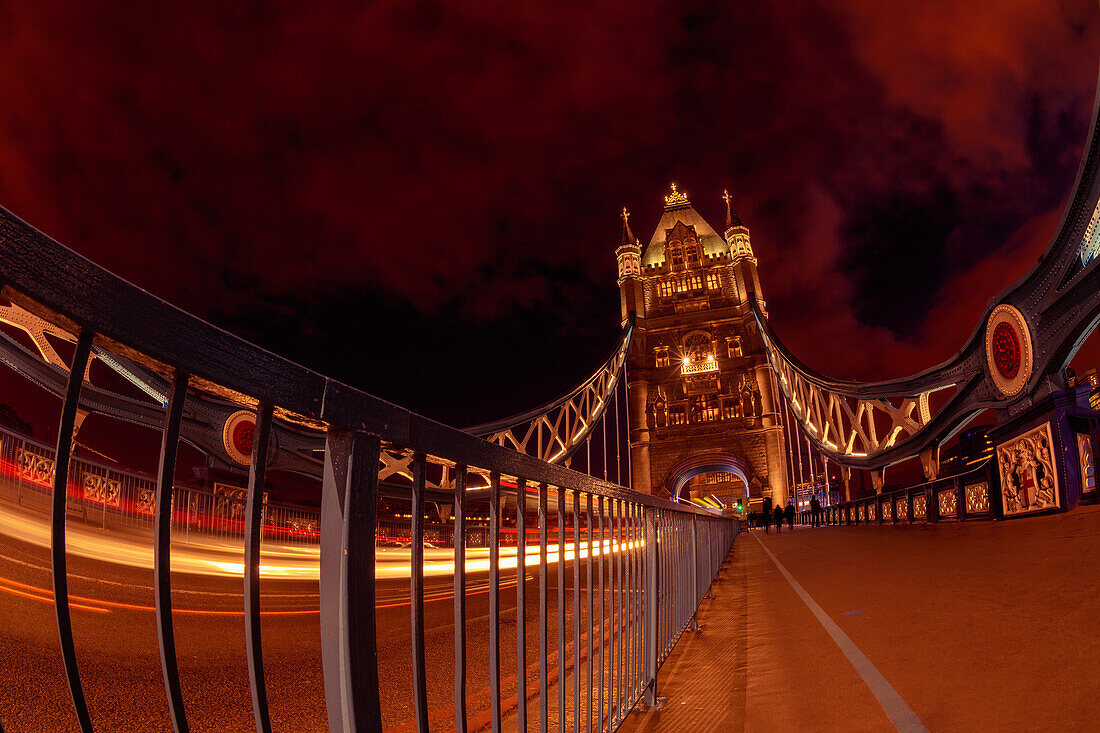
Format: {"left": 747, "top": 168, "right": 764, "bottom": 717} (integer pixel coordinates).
{"left": 618, "top": 184, "right": 789, "bottom": 509}
{"left": 617, "top": 207, "right": 653, "bottom": 493}
{"left": 616, "top": 207, "right": 645, "bottom": 322}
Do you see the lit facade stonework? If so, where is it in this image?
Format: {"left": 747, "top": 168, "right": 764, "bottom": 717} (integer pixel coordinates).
{"left": 617, "top": 185, "right": 790, "bottom": 507}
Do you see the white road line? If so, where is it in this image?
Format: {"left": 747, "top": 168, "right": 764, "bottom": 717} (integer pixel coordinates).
{"left": 752, "top": 533, "right": 928, "bottom": 733}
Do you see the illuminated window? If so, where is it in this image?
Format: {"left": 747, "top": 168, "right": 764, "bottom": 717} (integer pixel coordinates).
{"left": 654, "top": 347, "right": 669, "bottom": 367}
{"left": 690, "top": 395, "right": 718, "bottom": 422}
{"left": 668, "top": 406, "right": 686, "bottom": 426}
{"left": 727, "top": 336, "right": 743, "bottom": 358}
{"left": 685, "top": 274, "right": 702, "bottom": 291}
{"left": 657, "top": 280, "right": 673, "bottom": 298}
{"left": 683, "top": 332, "right": 713, "bottom": 363}
{"left": 722, "top": 399, "right": 742, "bottom": 419}
{"left": 706, "top": 272, "right": 720, "bottom": 290}
{"left": 685, "top": 243, "right": 700, "bottom": 265}
{"left": 654, "top": 400, "right": 667, "bottom": 427}
{"left": 669, "top": 244, "right": 684, "bottom": 267}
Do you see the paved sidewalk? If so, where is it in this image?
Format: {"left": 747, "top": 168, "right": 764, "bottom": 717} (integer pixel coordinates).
{"left": 620, "top": 527, "right": 888, "bottom": 732}
{"left": 622, "top": 506, "right": 1100, "bottom": 731}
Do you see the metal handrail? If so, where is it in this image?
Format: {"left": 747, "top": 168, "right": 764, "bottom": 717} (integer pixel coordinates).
{"left": 0, "top": 206, "right": 738, "bottom": 732}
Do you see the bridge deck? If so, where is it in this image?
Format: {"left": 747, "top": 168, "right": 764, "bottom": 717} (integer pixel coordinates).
{"left": 623, "top": 506, "right": 1100, "bottom": 732}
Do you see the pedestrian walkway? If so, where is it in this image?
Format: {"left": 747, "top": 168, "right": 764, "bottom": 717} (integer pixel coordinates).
{"left": 622, "top": 505, "right": 1100, "bottom": 731}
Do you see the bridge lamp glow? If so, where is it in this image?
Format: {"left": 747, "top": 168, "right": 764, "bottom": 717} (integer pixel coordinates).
{"left": 683, "top": 357, "right": 690, "bottom": 365}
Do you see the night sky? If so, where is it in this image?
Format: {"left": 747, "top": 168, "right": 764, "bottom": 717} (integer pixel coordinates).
{"left": 3, "top": 1, "right": 1100, "bottom": 429}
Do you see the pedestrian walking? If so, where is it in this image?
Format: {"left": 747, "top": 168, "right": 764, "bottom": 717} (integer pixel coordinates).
{"left": 762, "top": 496, "right": 773, "bottom": 533}
{"left": 810, "top": 496, "right": 821, "bottom": 527}
{"left": 773, "top": 503, "right": 784, "bottom": 533}
{"left": 784, "top": 502, "right": 795, "bottom": 529}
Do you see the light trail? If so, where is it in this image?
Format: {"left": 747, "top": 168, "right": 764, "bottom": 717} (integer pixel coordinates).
{"left": 0, "top": 500, "right": 641, "bottom": 580}
{"left": 0, "top": 568, "right": 528, "bottom": 616}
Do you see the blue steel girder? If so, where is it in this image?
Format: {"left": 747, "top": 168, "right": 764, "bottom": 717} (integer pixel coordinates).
{"left": 0, "top": 322, "right": 326, "bottom": 477}
{"left": 751, "top": 60, "right": 1100, "bottom": 471}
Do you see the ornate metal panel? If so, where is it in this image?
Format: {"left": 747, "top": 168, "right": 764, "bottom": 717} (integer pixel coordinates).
{"left": 964, "top": 482, "right": 991, "bottom": 515}
{"left": 1078, "top": 433, "right": 1096, "bottom": 495}
{"left": 750, "top": 66, "right": 1100, "bottom": 470}
{"left": 913, "top": 492, "right": 927, "bottom": 520}
{"left": 939, "top": 488, "right": 958, "bottom": 519}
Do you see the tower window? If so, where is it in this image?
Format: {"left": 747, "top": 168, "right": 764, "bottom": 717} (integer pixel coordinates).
{"left": 683, "top": 332, "right": 713, "bottom": 363}
{"left": 722, "top": 399, "right": 742, "bottom": 420}
{"left": 691, "top": 395, "right": 718, "bottom": 422}
{"left": 668, "top": 243, "right": 684, "bottom": 267}
{"left": 668, "top": 406, "right": 686, "bottom": 426}
{"left": 706, "top": 272, "right": 720, "bottom": 290}
{"left": 657, "top": 280, "right": 673, "bottom": 298}
{"left": 685, "top": 274, "right": 702, "bottom": 291}
{"left": 727, "top": 336, "right": 743, "bottom": 358}
{"left": 685, "top": 243, "right": 700, "bottom": 265}
{"left": 654, "top": 347, "right": 669, "bottom": 367}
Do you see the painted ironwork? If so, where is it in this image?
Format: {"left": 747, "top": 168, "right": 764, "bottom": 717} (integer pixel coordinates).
{"left": 0, "top": 203, "right": 735, "bottom": 732}
{"left": 751, "top": 67, "right": 1100, "bottom": 470}
{"left": 467, "top": 322, "right": 631, "bottom": 465}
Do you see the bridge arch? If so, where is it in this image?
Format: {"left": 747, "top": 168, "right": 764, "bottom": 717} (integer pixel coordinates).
{"left": 663, "top": 451, "right": 757, "bottom": 505}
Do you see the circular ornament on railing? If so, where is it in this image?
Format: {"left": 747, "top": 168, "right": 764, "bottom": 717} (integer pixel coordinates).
{"left": 222, "top": 410, "right": 257, "bottom": 465}
{"left": 985, "top": 304, "right": 1032, "bottom": 398}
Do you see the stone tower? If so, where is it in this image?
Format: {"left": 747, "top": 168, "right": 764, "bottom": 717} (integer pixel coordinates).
{"left": 617, "top": 184, "right": 789, "bottom": 509}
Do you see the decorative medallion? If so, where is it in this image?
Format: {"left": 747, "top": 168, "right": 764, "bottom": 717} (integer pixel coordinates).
{"left": 222, "top": 410, "right": 257, "bottom": 466}
{"left": 996, "top": 422, "right": 1060, "bottom": 516}
{"left": 985, "top": 304, "right": 1033, "bottom": 397}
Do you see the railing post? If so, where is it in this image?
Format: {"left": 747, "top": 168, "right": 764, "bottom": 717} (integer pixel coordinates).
{"left": 244, "top": 403, "right": 274, "bottom": 733}
{"left": 319, "top": 430, "right": 383, "bottom": 733}
{"left": 689, "top": 515, "right": 699, "bottom": 631}
{"left": 641, "top": 506, "right": 664, "bottom": 710}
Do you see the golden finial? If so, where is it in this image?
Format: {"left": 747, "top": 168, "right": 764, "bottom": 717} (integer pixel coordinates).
{"left": 663, "top": 182, "right": 689, "bottom": 208}
{"left": 621, "top": 206, "right": 630, "bottom": 222}
{"left": 723, "top": 189, "right": 732, "bottom": 206}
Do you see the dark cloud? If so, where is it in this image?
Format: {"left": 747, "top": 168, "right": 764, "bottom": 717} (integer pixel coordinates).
{"left": 1, "top": 0, "right": 1099, "bottom": 422}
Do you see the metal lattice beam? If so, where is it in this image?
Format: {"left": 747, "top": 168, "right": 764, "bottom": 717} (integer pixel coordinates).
{"left": 466, "top": 321, "right": 632, "bottom": 465}
{"left": 752, "top": 62, "right": 1100, "bottom": 470}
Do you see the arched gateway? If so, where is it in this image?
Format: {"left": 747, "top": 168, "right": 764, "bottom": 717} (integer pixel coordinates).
{"left": 616, "top": 185, "right": 790, "bottom": 510}
{"left": 663, "top": 451, "right": 758, "bottom": 505}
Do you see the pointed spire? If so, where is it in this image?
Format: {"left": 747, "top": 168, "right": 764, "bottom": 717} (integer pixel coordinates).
{"left": 723, "top": 189, "right": 745, "bottom": 229}
{"left": 620, "top": 206, "right": 638, "bottom": 246}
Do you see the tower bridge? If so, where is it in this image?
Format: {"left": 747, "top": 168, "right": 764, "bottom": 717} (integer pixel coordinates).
{"left": 5, "top": 56, "right": 1100, "bottom": 733}
{"left": 616, "top": 185, "right": 789, "bottom": 511}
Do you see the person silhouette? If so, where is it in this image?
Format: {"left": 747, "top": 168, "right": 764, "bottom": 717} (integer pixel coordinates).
{"left": 784, "top": 502, "right": 795, "bottom": 529}
{"left": 773, "top": 504, "right": 784, "bottom": 533}
{"left": 762, "top": 496, "right": 773, "bottom": 534}
{"left": 810, "top": 496, "right": 821, "bottom": 527}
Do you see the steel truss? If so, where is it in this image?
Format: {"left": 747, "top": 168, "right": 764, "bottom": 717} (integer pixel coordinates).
{"left": 752, "top": 65, "right": 1100, "bottom": 471}
{"left": 466, "top": 322, "right": 631, "bottom": 465}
